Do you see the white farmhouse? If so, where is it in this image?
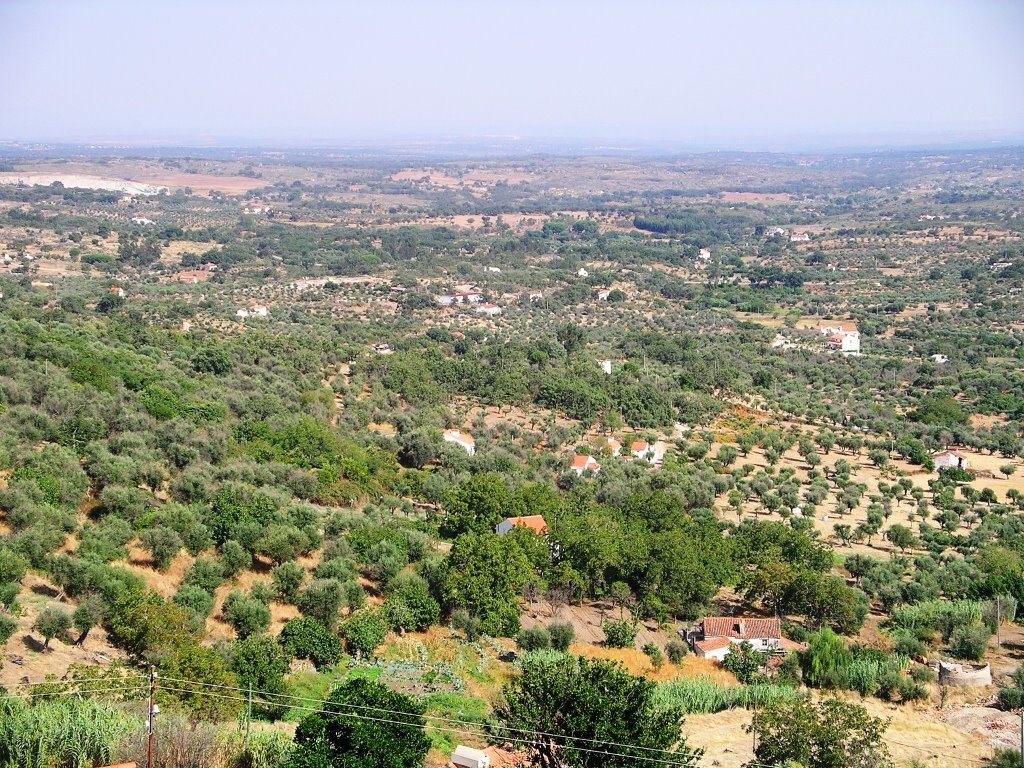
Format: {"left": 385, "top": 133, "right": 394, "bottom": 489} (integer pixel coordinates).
{"left": 691, "top": 617, "right": 799, "bottom": 661}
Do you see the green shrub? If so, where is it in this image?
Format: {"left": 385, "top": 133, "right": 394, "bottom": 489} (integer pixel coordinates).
{"left": 998, "top": 687, "right": 1024, "bottom": 711}
{"left": 516, "top": 626, "right": 551, "bottom": 651}
{"left": 278, "top": 617, "right": 343, "bottom": 670}
{"left": 452, "top": 609, "right": 481, "bottom": 641}
{"left": 341, "top": 608, "right": 388, "bottom": 656}
{"left": 643, "top": 642, "right": 664, "bottom": 670}
{"left": 910, "top": 665, "right": 935, "bottom": 683}
{"left": 271, "top": 561, "right": 305, "bottom": 602}
{"left": 949, "top": 625, "right": 991, "bottom": 661}
{"left": 665, "top": 638, "right": 688, "bottom": 664}
{"left": 220, "top": 540, "right": 252, "bottom": 578}
{"left": 602, "top": 617, "right": 638, "bottom": 648}
{"left": 548, "top": 622, "right": 574, "bottom": 652}
{"left": 898, "top": 678, "right": 929, "bottom": 702}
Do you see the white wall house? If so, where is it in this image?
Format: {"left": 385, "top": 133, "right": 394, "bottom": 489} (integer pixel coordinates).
{"left": 691, "top": 617, "right": 784, "bottom": 661}
{"left": 934, "top": 449, "right": 968, "bottom": 472}
{"left": 570, "top": 454, "right": 600, "bottom": 476}
{"left": 443, "top": 429, "right": 475, "bottom": 456}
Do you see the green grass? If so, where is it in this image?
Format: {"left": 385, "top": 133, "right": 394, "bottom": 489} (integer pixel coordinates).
{"left": 282, "top": 669, "right": 336, "bottom": 723}
{"left": 421, "top": 692, "right": 488, "bottom": 755}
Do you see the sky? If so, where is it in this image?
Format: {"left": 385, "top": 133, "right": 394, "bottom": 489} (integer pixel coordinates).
{"left": 1, "top": 0, "right": 1022, "bottom": 151}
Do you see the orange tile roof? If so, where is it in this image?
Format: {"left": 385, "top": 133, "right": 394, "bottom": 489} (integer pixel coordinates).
{"left": 502, "top": 515, "right": 548, "bottom": 535}
{"left": 702, "top": 617, "right": 781, "bottom": 640}
{"left": 571, "top": 454, "right": 597, "bottom": 469}
{"left": 694, "top": 637, "right": 731, "bottom": 654}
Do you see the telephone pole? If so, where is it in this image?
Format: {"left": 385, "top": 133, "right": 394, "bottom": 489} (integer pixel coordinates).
{"left": 147, "top": 667, "right": 157, "bottom": 768}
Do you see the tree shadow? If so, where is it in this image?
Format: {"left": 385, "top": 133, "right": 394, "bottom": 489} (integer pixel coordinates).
{"left": 30, "top": 583, "right": 59, "bottom": 598}
{"left": 21, "top": 634, "right": 47, "bottom": 653}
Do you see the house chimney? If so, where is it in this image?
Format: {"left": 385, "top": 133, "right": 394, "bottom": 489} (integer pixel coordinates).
{"left": 737, "top": 621, "right": 745, "bottom": 635}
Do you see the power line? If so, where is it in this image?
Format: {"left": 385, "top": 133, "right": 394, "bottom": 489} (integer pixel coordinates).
{"left": 158, "top": 675, "right": 695, "bottom": 759}
{"left": 1, "top": 684, "right": 147, "bottom": 700}
{"left": 157, "top": 685, "right": 697, "bottom": 768}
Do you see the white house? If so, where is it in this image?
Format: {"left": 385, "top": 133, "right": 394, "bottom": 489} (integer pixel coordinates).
{"left": 475, "top": 303, "right": 502, "bottom": 317}
{"left": 765, "top": 226, "right": 788, "bottom": 237}
{"left": 495, "top": 515, "right": 548, "bottom": 536}
{"left": 827, "top": 332, "right": 860, "bottom": 354}
{"left": 570, "top": 454, "right": 600, "bottom": 476}
{"left": 250, "top": 304, "right": 269, "bottom": 317}
{"left": 371, "top": 343, "right": 394, "bottom": 355}
{"left": 630, "top": 440, "right": 654, "bottom": 461}
{"left": 452, "top": 745, "right": 490, "bottom": 768}
{"left": 109, "top": 285, "right": 126, "bottom": 299}
{"left": 697, "top": 248, "right": 712, "bottom": 262}
{"left": 596, "top": 289, "right": 611, "bottom": 301}
{"left": 790, "top": 232, "right": 811, "bottom": 243}
{"left": 691, "top": 617, "right": 784, "bottom": 661}
{"left": 525, "top": 290, "right": 543, "bottom": 301}
{"left": 235, "top": 308, "right": 249, "bottom": 319}
{"left": 606, "top": 437, "right": 622, "bottom": 457}
{"left": 485, "top": 266, "right": 501, "bottom": 273}
{"left": 933, "top": 449, "right": 968, "bottom": 472}
{"left": 577, "top": 268, "right": 589, "bottom": 277}
{"left": 443, "top": 429, "right": 475, "bottom": 456}
{"left": 130, "top": 216, "right": 155, "bottom": 225}
{"left": 931, "top": 354, "right": 949, "bottom": 364}
{"left": 596, "top": 358, "right": 613, "bottom": 375}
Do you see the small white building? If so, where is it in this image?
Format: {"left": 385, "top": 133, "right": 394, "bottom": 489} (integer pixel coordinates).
{"left": 931, "top": 354, "right": 949, "bottom": 364}
{"left": 596, "top": 289, "right": 611, "bottom": 301}
{"left": 630, "top": 440, "right": 655, "bottom": 461}
{"left": 443, "top": 429, "right": 475, "bottom": 456}
{"left": 250, "top": 304, "right": 269, "bottom": 317}
{"left": 236, "top": 308, "right": 249, "bottom": 319}
{"left": 933, "top": 449, "right": 968, "bottom": 472}
{"left": 475, "top": 303, "right": 501, "bottom": 317}
{"left": 371, "top": 343, "right": 394, "bottom": 355}
{"left": 452, "top": 745, "right": 490, "bottom": 768}
{"left": 109, "top": 285, "right": 126, "bottom": 299}
{"left": 790, "top": 232, "right": 811, "bottom": 242}
{"left": 525, "top": 290, "right": 543, "bottom": 301}
{"left": 577, "top": 267, "right": 589, "bottom": 277}
{"left": 596, "top": 358, "right": 613, "bottom": 375}
{"left": 130, "top": 216, "right": 155, "bottom": 225}
{"left": 697, "top": 248, "right": 712, "bottom": 262}
{"left": 570, "top": 454, "right": 600, "bottom": 476}
{"left": 485, "top": 266, "right": 501, "bottom": 273}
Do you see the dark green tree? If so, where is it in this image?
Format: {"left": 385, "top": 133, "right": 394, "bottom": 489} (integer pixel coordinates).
{"left": 747, "top": 695, "right": 892, "bottom": 768}
{"left": 287, "top": 678, "right": 430, "bottom": 768}
{"left": 491, "top": 654, "right": 699, "bottom": 768}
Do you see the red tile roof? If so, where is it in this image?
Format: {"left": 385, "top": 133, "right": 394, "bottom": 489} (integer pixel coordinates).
{"left": 702, "top": 617, "right": 781, "bottom": 640}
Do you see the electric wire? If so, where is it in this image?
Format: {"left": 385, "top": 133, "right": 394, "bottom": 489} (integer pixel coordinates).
{"left": 158, "top": 675, "right": 695, "bottom": 758}
{"left": 158, "top": 685, "right": 698, "bottom": 767}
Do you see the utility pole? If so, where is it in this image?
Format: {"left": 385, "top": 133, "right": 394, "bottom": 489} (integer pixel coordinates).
{"left": 147, "top": 667, "right": 157, "bottom": 768}
{"left": 1019, "top": 710, "right": 1023, "bottom": 768}
{"left": 244, "top": 681, "right": 253, "bottom": 746}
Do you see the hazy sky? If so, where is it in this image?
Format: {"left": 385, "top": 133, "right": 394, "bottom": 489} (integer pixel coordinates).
{"left": 1, "top": 0, "right": 1022, "bottom": 149}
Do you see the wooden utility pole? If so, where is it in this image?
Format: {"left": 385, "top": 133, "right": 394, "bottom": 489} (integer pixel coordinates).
{"left": 147, "top": 667, "right": 156, "bottom": 768}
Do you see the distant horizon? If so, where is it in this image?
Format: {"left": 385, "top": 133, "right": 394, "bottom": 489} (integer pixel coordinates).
{"left": 2, "top": 129, "right": 1024, "bottom": 159}
{"left": 2, "top": 1, "right": 1021, "bottom": 154}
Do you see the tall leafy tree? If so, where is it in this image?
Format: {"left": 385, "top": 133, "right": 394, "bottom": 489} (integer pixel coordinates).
{"left": 491, "top": 654, "right": 699, "bottom": 768}
{"left": 747, "top": 695, "right": 892, "bottom": 768}
{"left": 287, "top": 679, "right": 430, "bottom": 768}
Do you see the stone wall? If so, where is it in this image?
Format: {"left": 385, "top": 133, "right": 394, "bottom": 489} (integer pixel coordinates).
{"left": 937, "top": 661, "right": 992, "bottom": 687}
